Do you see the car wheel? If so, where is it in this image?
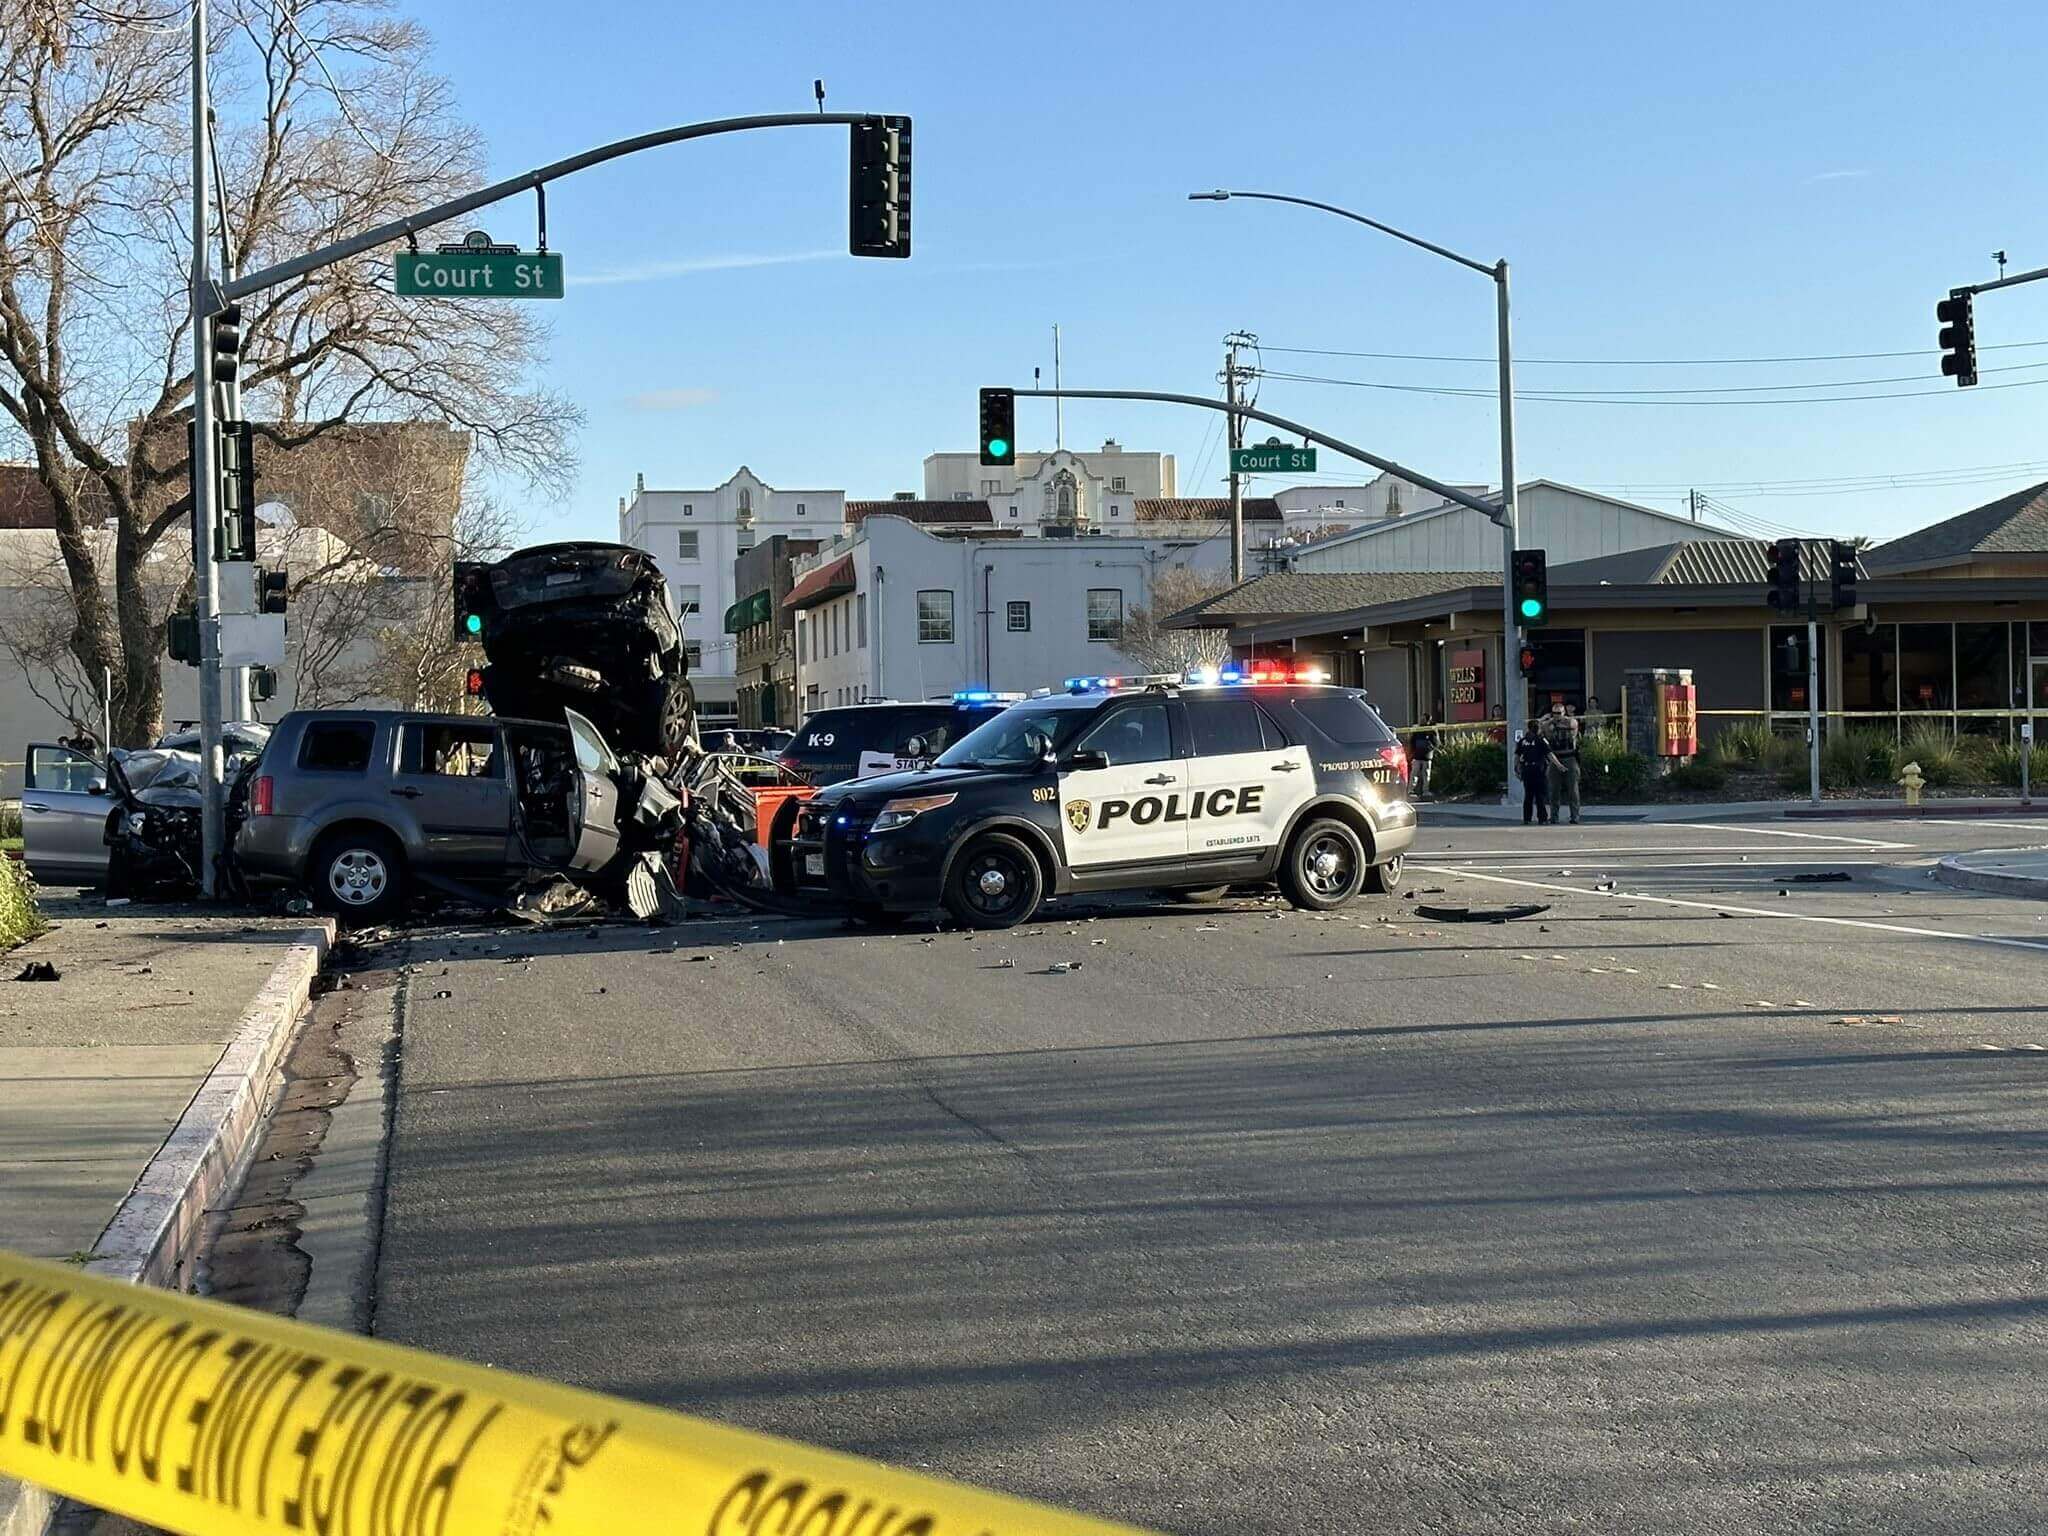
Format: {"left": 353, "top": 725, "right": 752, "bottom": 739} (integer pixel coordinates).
{"left": 1280, "top": 818, "right": 1368, "bottom": 911}
{"left": 1162, "top": 884, "right": 1231, "bottom": 904}
{"left": 944, "top": 832, "right": 1044, "bottom": 930}
{"left": 1364, "top": 854, "right": 1405, "bottom": 895}
{"left": 660, "top": 678, "right": 697, "bottom": 756}
{"left": 310, "top": 829, "right": 406, "bottom": 923}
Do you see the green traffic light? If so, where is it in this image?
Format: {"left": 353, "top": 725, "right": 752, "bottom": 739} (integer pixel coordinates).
{"left": 987, "top": 437, "right": 1009, "bottom": 460}
{"left": 464, "top": 612, "right": 483, "bottom": 635}
{"left": 1519, "top": 597, "right": 1544, "bottom": 619}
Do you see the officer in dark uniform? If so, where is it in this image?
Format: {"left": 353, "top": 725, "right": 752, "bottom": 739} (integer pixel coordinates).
{"left": 1515, "top": 723, "right": 1560, "bottom": 825}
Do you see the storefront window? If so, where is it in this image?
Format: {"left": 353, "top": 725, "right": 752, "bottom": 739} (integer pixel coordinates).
{"left": 1897, "top": 623, "right": 1952, "bottom": 718}
{"left": 1769, "top": 625, "right": 1821, "bottom": 713}
{"left": 1839, "top": 623, "right": 1895, "bottom": 719}
{"left": 1955, "top": 623, "right": 2009, "bottom": 733}
{"left": 2033, "top": 621, "right": 2048, "bottom": 658}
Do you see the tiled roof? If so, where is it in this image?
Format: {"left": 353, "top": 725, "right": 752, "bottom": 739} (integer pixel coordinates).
{"left": 783, "top": 554, "right": 855, "bottom": 610}
{"left": 1862, "top": 481, "right": 2048, "bottom": 571}
{"left": 1133, "top": 497, "right": 1282, "bottom": 522}
{"left": 1552, "top": 539, "right": 1867, "bottom": 587}
{"left": 847, "top": 500, "right": 993, "bottom": 525}
{"left": 1168, "top": 570, "right": 1496, "bottom": 623}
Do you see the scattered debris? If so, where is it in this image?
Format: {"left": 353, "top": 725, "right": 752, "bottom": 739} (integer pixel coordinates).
{"left": 104, "top": 897, "right": 131, "bottom": 909}
{"left": 1790, "top": 871, "right": 1852, "bottom": 884}
{"left": 1414, "top": 903, "right": 1550, "bottom": 924}
{"left": 1046, "top": 961, "right": 1082, "bottom": 974}
{"left": 990, "top": 958, "right": 1016, "bottom": 969}
{"left": 13, "top": 961, "right": 61, "bottom": 982}
{"left": 1418, "top": 886, "right": 1446, "bottom": 895}
{"left": 431, "top": 989, "right": 452, "bottom": 999}
{"left": 284, "top": 897, "right": 314, "bottom": 915}
{"left": 1089, "top": 938, "right": 1107, "bottom": 946}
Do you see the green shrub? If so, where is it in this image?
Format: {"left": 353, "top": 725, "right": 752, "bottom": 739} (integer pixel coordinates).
{"left": 1580, "top": 729, "right": 1650, "bottom": 799}
{"left": 0, "top": 852, "right": 43, "bottom": 951}
{"left": 1898, "top": 723, "right": 1989, "bottom": 788}
{"left": 1708, "top": 720, "right": 1773, "bottom": 766}
{"left": 1661, "top": 760, "right": 1729, "bottom": 792}
{"left": 1430, "top": 731, "right": 1506, "bottom": 796}
{"left": 1818, "top": 727, "right": 1899, "bottom": 789}
{"left": 1985, "top": 741, "right": 2048, "bottom": 788}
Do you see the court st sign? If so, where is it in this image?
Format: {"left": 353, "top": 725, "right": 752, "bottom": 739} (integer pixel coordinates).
{"left": 1231, "top": 438, "right": 1317, "bottom": 474}
{"left": 395, "top": 231, "right": 564, "bottom": 299}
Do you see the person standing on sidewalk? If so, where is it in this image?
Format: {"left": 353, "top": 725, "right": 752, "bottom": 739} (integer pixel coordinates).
{"left": 1516, "top": 724, "right": 1560, "bottom": 825}
{"left": 1544, "top": 701, "right": 1583, "bottom": 825}
{"left": 1409, "top": 715, "right": 1437, "bottom": 798}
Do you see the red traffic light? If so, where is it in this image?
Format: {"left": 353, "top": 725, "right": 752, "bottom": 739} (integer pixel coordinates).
{"left": 1518, "top": 646, "right": 1538, "bottom": 676}
{"left": 465, "top": 667, "right": 486, "bottom": 697}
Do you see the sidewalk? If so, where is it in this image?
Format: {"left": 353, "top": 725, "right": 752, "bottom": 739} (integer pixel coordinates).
{"left": 1934, "top": 846, "right": 2048, "bottom": 899}
{"left": 1422, "top": 795, "right": 2048, "bottom": 825}
{"left": 1, "top": 894, "right": 330, "bottom": 1536}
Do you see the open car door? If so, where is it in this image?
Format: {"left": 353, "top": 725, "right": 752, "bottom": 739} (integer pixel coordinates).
{"left": 562, "top": 709, "right": 623, "bottom": 873}
{"left": 21, "top": 744, "right": 114, "bottom": 885}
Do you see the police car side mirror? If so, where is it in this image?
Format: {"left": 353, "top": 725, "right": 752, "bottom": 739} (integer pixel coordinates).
{"left": 1063, "top": 748, "right": 1109, "bottom": 772}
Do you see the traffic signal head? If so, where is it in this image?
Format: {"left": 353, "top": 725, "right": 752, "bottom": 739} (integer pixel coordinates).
{"left": 250, "top": 665, "right": 278, "bottom": 703}
{"left": 1511, "top": 548, "right": 1548, "bottom": 626}
{"left": 978, "top": 387, "right": 1016, "bottom": 466}
{"left": 166, "top": 609, "right": 199, "bottom": 667}
{"left": 257, "top": 566, "right": 289, "bottom": 614}
{"left": 1936, "top": 290, "right": 1977, "bottom": 386}
{"left": 848, "top": 115, "right": 911, "bottom": 258}
{"left": 465, "top": 667, "right": 486, "bottom": 698}
{"left": 210, "top": 303, "right": 243, "bottom": 384}
{"left": 453, "top": 561, "right": 492, "bottom": 641}
{"left": 1766, "top": 537, "right": 1803, "bottom": 612}
{"left": 1828, "top": 538, "right": 1858, "bottom": 611}
{"left": 1518, "top": 644, "right": 1537, "bottom": 676}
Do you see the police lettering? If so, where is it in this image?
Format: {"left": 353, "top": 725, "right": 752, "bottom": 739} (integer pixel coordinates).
{"left": 1081, "top": 786, "right": 1263, "bottom": 830}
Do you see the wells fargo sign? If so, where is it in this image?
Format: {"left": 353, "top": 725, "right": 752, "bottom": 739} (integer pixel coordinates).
{"left": 1657, "top": 681, "right": 1698, "bottom": 757}
{"left": 1448, "top": 648, "right": 1487, "bottom": 723}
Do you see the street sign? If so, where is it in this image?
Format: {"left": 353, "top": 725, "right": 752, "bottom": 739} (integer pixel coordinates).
{"left": 395, "top": 248, "right": 563, "bottom": 299}
{"left": 1231, "top": 439, "right": 1316, "bottom": 474}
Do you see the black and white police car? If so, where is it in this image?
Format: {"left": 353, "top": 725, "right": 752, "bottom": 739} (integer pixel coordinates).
{"left": 780, "top": 667, "right": 1416, "bottom": 929}
{"left": 776, "top": 693, "right": 1021, "bottom": 786}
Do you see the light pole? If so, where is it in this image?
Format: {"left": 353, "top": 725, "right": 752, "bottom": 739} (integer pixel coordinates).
{"left": 1190, "top": 189, "right": 1524, "bottom": 793}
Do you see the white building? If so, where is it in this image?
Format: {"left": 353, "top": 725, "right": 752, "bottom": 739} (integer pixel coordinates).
{"left": 922, "top": 440, "right": 1176, "bottom": 528}
{"left": 788, "top": 515, "right": 1234, "bottom": 712}
{"left": 1284, "top": 480, "right": 1735, "bottom": 574}
{"left": 617, "top": 468, "right": 847, "bottom": 722}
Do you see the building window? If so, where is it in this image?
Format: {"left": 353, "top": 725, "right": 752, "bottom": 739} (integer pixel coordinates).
{"left": 685, "top": 641, "right": 703, "bottom": 668}
{"left": 738, "top": 530, "right": 755, "bottom": 553}
{"left": 1086, "top": 588, "right": 1123, "bottom": 642}
{"left": 857, "top": 593, "right": 868, "bottom": 647}
{"left": 677, "top": 529, "right": 699, "bottom": 559}
{"left": 677, "top": 584, "right": 701, "bottom": 616}
{"left": 1007, "top": 600, "right": 1030, "bottom": 632}
{"left": 982, "top": 478, "right": 1003, "bottom": 496}
{"left": 1008, "top": 506, "right": 1018, "bottom": 518}
{"left": 1055, "top": 473, "right": 1076, "bottom": 521}
{"left": 1334, "top": 499, "right": 1346, "bottom": 508}
{"left": 682, "top": 503, "right": 693, "bottom": 516}
{"left": 738, "top": 487, "right": 752, "bottom": 513}
{"left": 796, "top": 503, "right": 806, "bottom": 516}
{"left": 917, "top": 589, "right": 954, "bottom": 643}
{"left": 953, "top": 490, "right": 972, "bottom": 501}
{"left": 1111, "top": 476, "right": 1127, "bottom": 491}
{"left": 1109, "top": 505, "right": 1120, "bottom": 518}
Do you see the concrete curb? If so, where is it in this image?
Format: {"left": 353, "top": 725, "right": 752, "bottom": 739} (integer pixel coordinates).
{"left": 0, "top": 919, "right": 334, "bottom": 1536}
{"left": 1933, "top": 848, "right": 2048, "bottom": 900}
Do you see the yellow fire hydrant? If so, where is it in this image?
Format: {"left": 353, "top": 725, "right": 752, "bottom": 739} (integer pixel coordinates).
{"left": 1899, "top": 760, "right": 1925, "bottom": 807}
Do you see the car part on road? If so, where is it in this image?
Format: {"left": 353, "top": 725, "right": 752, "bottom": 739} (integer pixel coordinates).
{"left": 1789, "top": 870, "right": 1854, "bottom": 883}
{"left": 1412, "top": 902, "right": 1551, "bottom": 923}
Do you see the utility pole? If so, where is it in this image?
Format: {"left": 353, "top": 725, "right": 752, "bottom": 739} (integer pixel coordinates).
{"left": 189, "top": 2, "right": 226, "bottom": 895}
{"left": 1223, "top": 331, "right": 1254, "bottom": 582}
{"left": 1052, "top": 325, "right": 1064, "bottom": 451}
{"left": 1805, "top": 542, "right": 1821, "bottom": 806}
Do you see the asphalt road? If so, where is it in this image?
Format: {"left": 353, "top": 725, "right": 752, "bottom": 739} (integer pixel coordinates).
{"left": 358, "top": 815, "right": 2048, "bottom": 1535}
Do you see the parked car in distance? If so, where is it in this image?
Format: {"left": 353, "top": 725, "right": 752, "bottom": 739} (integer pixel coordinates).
{"left": 233, "top": 707, "right": 678, "bottom": 921}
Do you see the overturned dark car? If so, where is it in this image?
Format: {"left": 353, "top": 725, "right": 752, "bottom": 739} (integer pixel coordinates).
{"left": 459, "top": 542, "right": 695, "bottom": 759}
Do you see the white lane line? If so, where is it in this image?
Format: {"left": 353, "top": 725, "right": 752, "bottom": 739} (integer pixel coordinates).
{"left": 1681, "top": 823, "right": 1908, "bottom": 848}
{"left": 1414, "top": 845, "right": 1904, "bottom": 860}
{"left": 1944, "top": 822, "right": 2048, "bottom": 833}
{"left": 1406, "top": 863, "right": 2048, "bottom": 954}
{"left": 1443, "top": 858, "right": 1899, "bottom": 872}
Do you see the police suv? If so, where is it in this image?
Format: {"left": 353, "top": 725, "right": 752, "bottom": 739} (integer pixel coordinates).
{"left": 782, "top": 668, "right": 1416, "bottom": 929}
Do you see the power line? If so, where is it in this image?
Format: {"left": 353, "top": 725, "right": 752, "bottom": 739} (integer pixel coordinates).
{"left": 1260, "top": 362, "right": 2048, "bottom": 398}
{"left": 1253, "top": 366, "right": 2048, "bottom": 407}
{"left": 1599, "top": 460, "right": 2048, "bottom": 499}
{"left": 1259, "top": 338, "right": 2048, "bottom": 366}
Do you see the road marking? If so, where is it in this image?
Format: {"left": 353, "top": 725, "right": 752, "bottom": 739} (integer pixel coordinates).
{"left": 1442, "top": 858, "right": 1898, "bottom": 872}
{"left": 1414, "top": 845, "right": 1905, "bottom": 859}
{"left": 1940, "top": 822, "right": 2048, "bottom": 833}
{"left": 1407, "top": 863, "right": 2048, "bottom": 954}
{"left": 1680, "top": 823, "right": 1908, "bottom": 847}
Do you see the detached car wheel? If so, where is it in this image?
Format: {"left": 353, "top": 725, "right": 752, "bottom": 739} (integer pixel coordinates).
{"left": 659, "top": 678, "right": 697, "bottom": 757}
{"left": 1364, "top": 853, "right": 1405, "bottom": 895}
{"left": 1280, "top": 818, "right": 1368, "bottom": 911}
{"left": 944, "top": 832, "right": 1044, "bottom": 930}
{"left": 310, "top": 829, "right": 406, "bottom": 923}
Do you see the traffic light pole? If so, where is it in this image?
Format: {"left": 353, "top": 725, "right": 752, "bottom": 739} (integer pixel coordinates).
{"left": 190, "top": 3, "right": 226, "bottom": 896}
{"left": 1806, "top": 552, "right": 1821, "bottom": 806}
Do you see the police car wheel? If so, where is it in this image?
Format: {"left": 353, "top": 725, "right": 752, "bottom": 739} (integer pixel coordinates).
{"left": 1281, "top": 818, "right": 1368, "bottom": 911}
{"left": 945, "top": 833, "right": 1044, "bottom": 930}
{"left": 1364, "top": 854, "right": 1405, "bottom": 895}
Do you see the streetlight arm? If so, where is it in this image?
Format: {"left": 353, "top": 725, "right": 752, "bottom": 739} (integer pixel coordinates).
{"left": 226, "top": 112, "right": 886, "bottom": 305}
{"left": 1189, "top": 189, "right": 1496, "bottom": 277}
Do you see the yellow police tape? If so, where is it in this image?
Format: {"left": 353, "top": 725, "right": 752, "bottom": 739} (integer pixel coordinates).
{"left": 0, "top": 1251, "right": 1152, "bottom": 1536}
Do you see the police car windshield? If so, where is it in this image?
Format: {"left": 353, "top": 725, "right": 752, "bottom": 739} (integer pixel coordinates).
{"left": 936, "top": 704, "right": 1089, "bottom": 768}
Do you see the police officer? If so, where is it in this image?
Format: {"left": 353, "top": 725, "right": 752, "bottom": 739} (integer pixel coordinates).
{"left": 1516, "top": 723, "right": 1560, "bottom": 825}
{"left": 1544, "top": 701, "right": 1582, "bottom": 825}
{"left": 1409, "top": 714, "right": 1437, "bottom": 798}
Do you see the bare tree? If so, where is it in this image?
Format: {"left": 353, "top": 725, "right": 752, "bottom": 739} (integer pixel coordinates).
{"left": 0, "top": 0, "right": 579, "bottom": 744}
{"left": 1116, "top": 565, "right": 1235, "bottom": 673}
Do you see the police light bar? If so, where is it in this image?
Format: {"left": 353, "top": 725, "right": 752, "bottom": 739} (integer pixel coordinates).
{"left": 952, "top": 689, "right": 1025, "bottom": 704}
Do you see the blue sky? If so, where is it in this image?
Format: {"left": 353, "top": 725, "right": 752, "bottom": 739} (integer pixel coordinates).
{"left": 411, "top": 0, "right": 2048, "bottom": 545}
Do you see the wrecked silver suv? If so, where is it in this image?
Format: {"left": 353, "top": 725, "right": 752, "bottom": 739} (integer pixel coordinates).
{"left": 233, "top": 707, "right": 680, "bottom": 921}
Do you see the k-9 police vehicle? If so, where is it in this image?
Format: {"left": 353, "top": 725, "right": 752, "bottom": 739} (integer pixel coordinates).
{"left": 782, "top": 668, "right": 1415, "bottom": 929}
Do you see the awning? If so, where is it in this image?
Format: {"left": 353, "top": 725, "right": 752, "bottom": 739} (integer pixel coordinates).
{"left": 723, "top": 588, "right": 773, "bottom": 633}
{"left": 783, "top": 554, "right": 855, "bottom": 611}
